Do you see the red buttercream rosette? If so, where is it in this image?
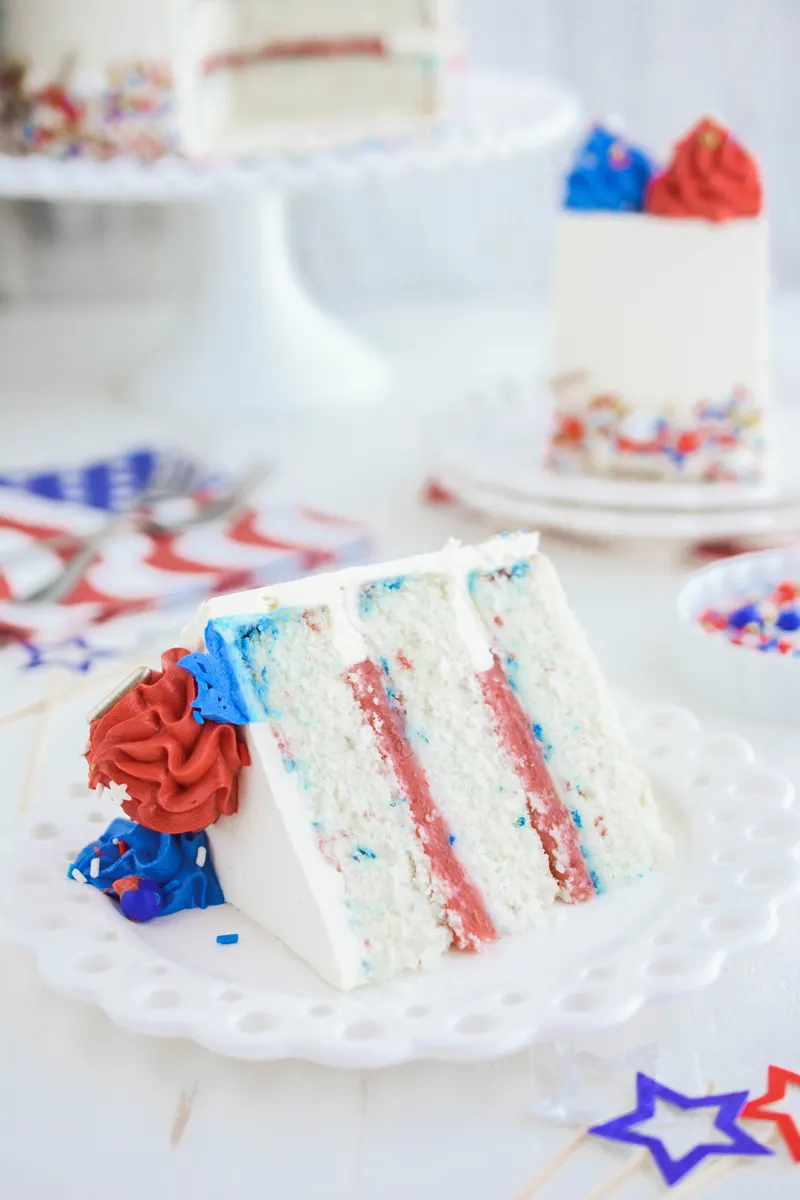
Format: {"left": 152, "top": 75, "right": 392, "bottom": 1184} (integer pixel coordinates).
{"left": 86, "top": 647, "right": 250, "bottom": 835}
{"left": 645, "top": 117, "right": 762, "bottom": 222}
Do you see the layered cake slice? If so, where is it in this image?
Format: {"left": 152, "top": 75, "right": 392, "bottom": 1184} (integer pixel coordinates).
{"left": 548, "top": 118, "right": 769, "bottom": 485}
{"left": 180, "top": 0, "right": 457, "bottom": 156}
{"left": 81, "top": 534, "right": 669, "bottom": 990}
{"left": 170, "top": 534, "right": 667, "bottom": 989}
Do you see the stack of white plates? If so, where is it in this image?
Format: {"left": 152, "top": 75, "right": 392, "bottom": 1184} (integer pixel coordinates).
{"left": 432, "top": 382, "right": 800, "bottom": 545}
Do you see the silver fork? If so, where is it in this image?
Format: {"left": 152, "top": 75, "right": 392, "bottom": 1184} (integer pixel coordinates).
{"left": 17, "top": 456, "right": 202, "bottom": 606}
{"left": 14, "top": 461, "right": 270, "bottom": 606}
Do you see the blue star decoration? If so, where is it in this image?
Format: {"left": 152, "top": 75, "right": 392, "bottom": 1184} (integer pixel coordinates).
{"left": 20, "top": 636, "right": 119, "bottom": 674}
{"left": 588, "top": 1073, "right": 773, "bottom": 1187}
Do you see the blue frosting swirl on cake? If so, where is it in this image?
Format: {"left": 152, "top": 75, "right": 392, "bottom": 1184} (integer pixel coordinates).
{"left": 68, "top": 817, "right": 224, "bottom": 917}
{"left": 564, "top": 125, "right": 656, "bottom": 212}
{"left": 179, "top": 622, "right": 250, "bottom": 725}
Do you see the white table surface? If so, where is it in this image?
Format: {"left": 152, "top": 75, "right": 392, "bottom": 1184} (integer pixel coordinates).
{"left": 1, "top": 295, "right": 799, "bottom": 1199}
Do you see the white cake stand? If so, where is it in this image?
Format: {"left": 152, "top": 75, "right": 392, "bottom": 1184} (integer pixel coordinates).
{"left": 0, "top": 72, "right": 579, "bottom": 413}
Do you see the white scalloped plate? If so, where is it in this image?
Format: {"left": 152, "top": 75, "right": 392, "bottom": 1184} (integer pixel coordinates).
{"left": 435, "top": 466, "right": 800, "bottom": 544}
{"left": 5, "top": 697, "right": 800, "bottom": 1068}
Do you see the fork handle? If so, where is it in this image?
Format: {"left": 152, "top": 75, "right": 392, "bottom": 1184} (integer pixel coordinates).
{"left": 20, "top": 511, "right": 134, "bottom": 604}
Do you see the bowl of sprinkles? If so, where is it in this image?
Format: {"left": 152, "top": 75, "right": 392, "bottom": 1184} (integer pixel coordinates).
{"left": 676, "top": 546, "right": 800, "bottom": 723}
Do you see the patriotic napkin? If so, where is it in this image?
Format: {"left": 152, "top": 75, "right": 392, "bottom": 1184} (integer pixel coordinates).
{"left": 0, "top": 448, "right": 370, "bottom": 648}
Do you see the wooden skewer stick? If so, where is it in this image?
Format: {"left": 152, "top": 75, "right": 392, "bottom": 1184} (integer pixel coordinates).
{"left": 513, "top": 1127, "right": 589, "bottom": 1199}
{"left": 4, "top": 655, "right": 145, "bottom": 813}
{"left": 19, "top": 695, "right": 56, "bottom": 814}
{"left": 581, "top": 1149, "right": 649, "bottom": 1200}
{"left": 0, "top": 655, "right": 145, "bottom": 730}
{"left": 667, "top": 1126, "right": 779, "bottom": 1199}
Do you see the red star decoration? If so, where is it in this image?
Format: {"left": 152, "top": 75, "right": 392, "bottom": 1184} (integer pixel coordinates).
{"left": 742, "top": 1065, "right": 800, "bottom": 1161}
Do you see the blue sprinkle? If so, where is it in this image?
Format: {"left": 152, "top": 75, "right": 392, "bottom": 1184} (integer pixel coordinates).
{"left": 727, "top": 603, "right": 762, "bottom": 630}
{"left": 589, "top": 869, "right": 603, "bottom": 894}
{"left": 777, "top": 609, "right": 800, "bottom": 632}
{"left": 354, "top": 846, "right": 376, "bottom": 860}
{"left": 449, "top": 833, "right": 457, "bottom": 845}
{"left": 532, "top": 723, "right": 553, "bottom": 762}
{"left": 570, "top": 809, "right": 583, "bottom": 829}
{"left": 516, "top": 816, "right": 526, "bottom": 827}
{"left": 216, "top": 933, "right": 239, "bottom": 945}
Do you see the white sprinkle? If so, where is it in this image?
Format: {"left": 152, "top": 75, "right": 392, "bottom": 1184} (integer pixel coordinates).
{"left": 90, "top": 857, "right": 100, "bottom": 879}
{"left": 111, "top": 838, "right": 119, "bottom": 845}
{"left": 71, "top": 868, "right": 87, "bottom": 883}
{"left": 196, "top": 845, "right": 207, "bottom": 868}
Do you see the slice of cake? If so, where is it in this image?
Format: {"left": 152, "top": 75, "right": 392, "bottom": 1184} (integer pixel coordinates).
{"left": 0, "top": 0, "right": 456, "bottom": 159}
{"left": 548, "top": 118, "right": 769, "bottom": 485}
{"left": 82, "top": 533, "right": 669, "bottom": 991}
{"left": 180, "top": 0, "right": 456, "bottom": 157}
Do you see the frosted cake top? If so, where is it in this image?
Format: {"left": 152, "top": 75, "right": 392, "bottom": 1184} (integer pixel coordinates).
{"left": 563, "top": 116, "right": 763, "bottom": 221}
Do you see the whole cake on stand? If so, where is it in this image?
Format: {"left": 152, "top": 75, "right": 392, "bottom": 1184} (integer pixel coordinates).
{"left": 0, "top": 0, "right": 456, "bottom": 158}
{"left": 0, "top": 3, "right": 577, "bottom": 412}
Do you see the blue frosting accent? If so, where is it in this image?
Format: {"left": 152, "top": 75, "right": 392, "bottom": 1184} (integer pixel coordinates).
{"left": 564, "top": 125, "right": 656, "bottom": 212}
{"left": 68, "top": 818, "right": 225, "bottom": 917}
{"left": 179, "top": 622, "right": 251, "bottom": 725}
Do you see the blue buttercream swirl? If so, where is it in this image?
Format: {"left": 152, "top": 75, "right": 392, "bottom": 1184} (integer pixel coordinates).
{"left": 564, "top": 125, "right": 656, "bottom": 212}
{"left": 68, "top": 817, "right": 225, "bottom": 916}
{"left": 179, "top": 622, "right": 250, "bottom": 725}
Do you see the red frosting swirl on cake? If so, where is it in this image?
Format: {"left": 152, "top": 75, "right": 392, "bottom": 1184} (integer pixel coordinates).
{"left": 86, "top": 648, "right": 249, "bottom": 835}
{"left": 645, "top": 117, "right": 762, "bottom": 222}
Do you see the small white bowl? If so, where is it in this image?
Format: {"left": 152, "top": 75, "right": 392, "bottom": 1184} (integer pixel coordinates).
{"left": 676, "top": 546, "right": 800, "bottom": 724}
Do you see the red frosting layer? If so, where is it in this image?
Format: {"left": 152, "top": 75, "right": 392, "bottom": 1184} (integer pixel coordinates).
{"left": 645, "top": 117, "right": 762, "bottom": 222}
{"left": 86, "top": 648, "right": 249, "bottom": 835}
{"left": 204, "top": 37, "right": 386, "bottom": 75}
{"left": 347, "top": 659, "right": 497, "bottom": 950}
{"left": 479, "top": 658, "right": 596, "bottom": 903}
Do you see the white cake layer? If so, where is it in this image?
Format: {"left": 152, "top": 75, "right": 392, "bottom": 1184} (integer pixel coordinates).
{"left": 188, "top": 57, "right": 441, "bottom": 155}
{"left": 552, "top": 212, "right": 768, "bottom": 411}
{"left": 208, "top": 604, "right": 449, "bottom": 990}
{"left": 191, "top": 0, "right": 451, "bottom": 54}
{"left": 357, "top": 572, "right": 558, "bottom": 934}
{"left": 2, "top": 0, "right": 176, "bottom": 86}
{"left": 469, "top": 555, "right": 671, "bottom": 889}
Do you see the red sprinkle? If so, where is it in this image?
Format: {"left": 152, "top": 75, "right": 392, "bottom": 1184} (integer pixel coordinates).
{"left": 111, "top": 876, "right": 141, "bottom": 897}
{"left": 347, "top": 659, "right": 496, "bottom": 949}
{"left": 396, "top": 651, "right": 413, "bottom": 671}
{"left": 774, "top": 582, "right": 799, "bottom": 605}
{"left": 422, "top": 480, "right": 455, "bottom": 506}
